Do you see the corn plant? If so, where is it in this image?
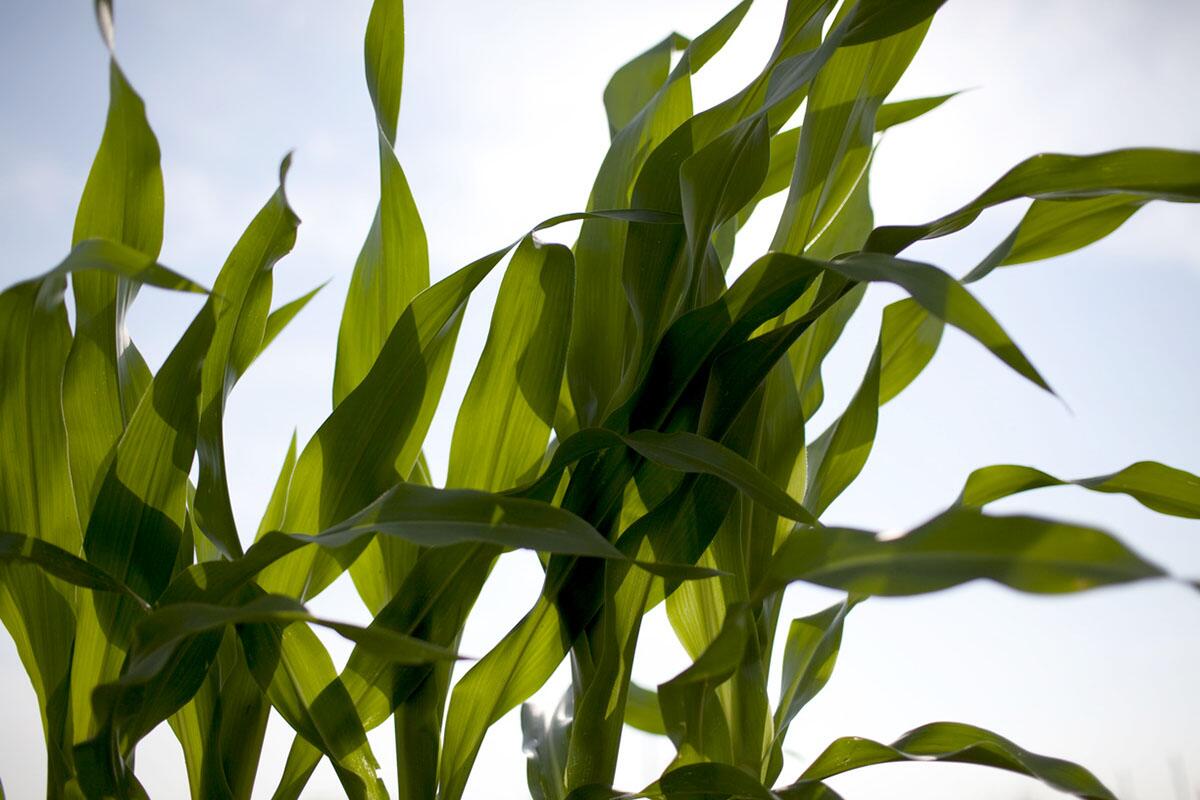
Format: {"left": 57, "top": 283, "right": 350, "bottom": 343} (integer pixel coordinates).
{"left": 2, "top": 0, "right": 1198, "bottom": 798}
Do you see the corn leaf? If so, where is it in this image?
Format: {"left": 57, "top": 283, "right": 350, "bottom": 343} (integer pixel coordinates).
{"left": 781, "top": 722, "right": 1116, "bottom": 800}
{"left": 760, "top": 507, "right": 1166, "bottom": 598}
{"left": 866, "top": 148, "right": 1200, "bottom": 255}
{"left": 63, "top": 34, "right": 164, "bottom": 527}
{"left": 0, "top": 277, "right": 84, "bottom": 794}
{"left": 70, "top": 299, "right": 215, "bottom": 745}
{"left": 193, "top": 156, "right": 300, "bottom": 558}
{"left": 569, "top": 1, "right": 751, "bottom": 427}
{"left": 771, "top": 598, "right": 857, "bottom": 757}
{"left": 957, "top": 461, "right": 1200, "bottom": 518}
{"left": 335, "top": 0, "right": 428, "bottom": 405}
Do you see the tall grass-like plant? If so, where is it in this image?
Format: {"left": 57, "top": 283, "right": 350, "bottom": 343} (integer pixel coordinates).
{"left": 2, "top": 1, "right": 1198, "bottom": 798}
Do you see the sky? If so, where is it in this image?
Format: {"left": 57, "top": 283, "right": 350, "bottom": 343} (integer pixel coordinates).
{"left": 2, "top": 1, "right": 1199, "bottom": 798}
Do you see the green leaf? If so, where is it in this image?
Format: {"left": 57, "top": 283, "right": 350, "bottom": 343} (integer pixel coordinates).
{"left": 0, "top": 532, "right": 143, "bottom": 606}
{"left": 739, "top": 91, "right": 957, "bottom": 230}
{"left": 781, "top": 721, "right": 1115, "bottom": 799}
{"left": 760, "top": 507, "right": 1166, "bottom": 599}
{"left": 334, "top": 148, "right": 429, "bottom": 405}
{"left": 624, "top": 683, "right": 666, "bottom": 735}
{"left": 363, "top": 0, "right": 404, "bottom": 145}
{"left": 320, "top": 483, "right": 624, "bottom": 558}
{"left": 64, "top": 50, "right": 165, "bottom": 528}
{"left": 336, "top": 0, "right": 429, "bottom": 405}
{"left": 569, "top": 1, "right": 751, "bottom": 427}
{"left": 842, "top": 0, "right": 949, "bottom": 46}
{"left": 645, "top": 762, "right": 781, "bottom": 800}
{"left": 805, "top": 345, "right": 881, "bottom": 517}
{"left": 70, "top": 297, "right": 216, "bottom": 746}
{"left": 258, "top": 283, "right": 325, "bottom": 358}
{"left": 826, "top": 252, "right": 1051, "bottom": 393}
{"left": 0, "top": 278, "right": 84, "bottom": 793}
{"left": 877, "top": 297, "right": 943, "bottom": 405}
{"left": 133, "top": 595, "right": 455, "bottom": 669}
{"left": 239, "top": 617, "right": 390, "bottom": 800}
{"left": 770, "top": 599, "right": 857, "bottom": 779}
{"left": 867, "top": 148, "right": 1200, "bottom": 256}
{"left": 440, "top": 595, "right": 571, "bottom": 800}
{"left": 449, "top": 237, "right": 575, "bottom": 492}
{"left": 772, "top": 13, "right": 928, "bottom": 254}
{"left": 0, "top": 279, "right": 80, "bottom": 556}
{"left": 658, "top": 604, "right": 754, "bottom": 764}
{"left": 803, "top": 292, "right": 945, "bottom": 517}
{"left": 603, "top": 34, "right": 688, "bottom": 138}
{"left": 957, "top": 461, "right": 1200, "bottom": 519}
{"left": 678, "top": 113, "right": 771, "bottom": 307}
{"left": 48, "top": 239, "right": 207, "bottom": 295}
{"left": 963, "top": 194, "right": 1148, "bottom": 283}
{"left": 258, "top": 431, "right": 299, "bottom": 537}
{"left": 624, "top": 430, "right": 815, "bottom": 525}
{"left": 872, "top": 91, "right": 958, "bottom": 131}
{"left": 193, "top": 156, "right": 300, "bottom": 558}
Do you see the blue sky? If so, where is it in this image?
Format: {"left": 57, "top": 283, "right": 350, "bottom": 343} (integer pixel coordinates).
{"left": 2, "top": 1, "right": 1198, "bottom": 798}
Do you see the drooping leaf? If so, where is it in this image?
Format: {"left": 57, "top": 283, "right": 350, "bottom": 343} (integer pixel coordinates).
{"left": 132, "top": 595, "right": 456, "bottom": 670}
{"left": 866, "top": 148, "right": 1200, "bottom": 256}
{"left": 49, "top": 239, "right": 207, "bottom": 295}
{"left": 963, "top": 194, "right": 1147, "bottom": 283}
{"left": 0, "top": 532, "right": 143, "bottom": 605}
{"left": 957, "top": 461, "right": 1200, "bottom": 519}
{"left": 320, "top": 483, "right": 624, "bottom": 558}
{"left": 824, "top": 252, "right": 1051, "bottom": 393}
{"left": 781, "top": 722, "right": 1116, "bottom": 800}
{"left": 759, "top": 507, "right": 1166, "bottom": 599}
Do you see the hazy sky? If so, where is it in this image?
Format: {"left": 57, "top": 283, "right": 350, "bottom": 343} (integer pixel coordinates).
{"left": 2, "top": 2, "right": 1198, "bottom": 798}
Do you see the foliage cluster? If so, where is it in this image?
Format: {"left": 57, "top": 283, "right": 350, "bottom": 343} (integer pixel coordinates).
{"left": 2, "top": 1, "right": 1198, "bottom": 798}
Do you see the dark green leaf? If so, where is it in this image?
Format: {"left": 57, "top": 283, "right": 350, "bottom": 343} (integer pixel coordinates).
{"left": 760, "top": 507, "right": 1166, "bottom": 598}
